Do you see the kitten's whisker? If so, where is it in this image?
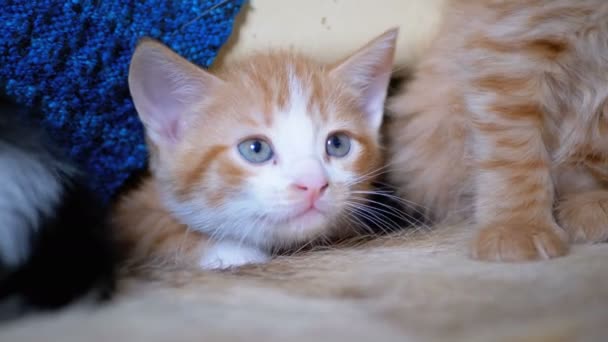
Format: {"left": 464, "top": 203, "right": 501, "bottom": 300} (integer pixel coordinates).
{"left": 345, "top": 166, "right": 394, "bottom": 186}
{"left": 349, "top": 190, "right": 431, "bottom": 225}
{"left": 350, "top": 190, "right": 425, "bottom": 207}
{"left": 237, "top": 214, "right": 263, "bottom": 248}
{"left": 346, "top": 159, "right": 407, "bottom": 184}
{"left": 345, "top": 204, "right": 396, "bottom": 235}
{"left": 349, "top": 196, "right": 412, "bottom": 219}
{"left": 345, "top": 209, "right": 378, "bottom": 236}
{"left": 291, "top": 235, "right": 318, "bottom": 255}
{"left": 175, "top": 225, "right": 195, "bottom": 264}
{"left": 351, "top": 190, "right": 432, "bottom": 213}
{"left": 345, "top": 200, "right": 405, "bottom": 228}
{"left": 346, "top": 163, "right": 395, "bottom": 183}
{"left": 351, "top": 198, "right": 427, "bottom": 228}
{"left": 348, "top": 196, "right": 428, "bottom": 228}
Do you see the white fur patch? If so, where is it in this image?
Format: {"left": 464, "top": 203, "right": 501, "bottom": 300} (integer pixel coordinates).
{"left": 0, "top": 145, "right": 62, "bottom": 268}
{"left": 200, "top": 240, "right": 270, "bottom": 270}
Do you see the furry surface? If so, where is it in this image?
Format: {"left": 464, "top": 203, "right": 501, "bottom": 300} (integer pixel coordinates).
{"left": 386, "top": 0, "right": 608, "bottom": 262}
{"left": 0, "top": 225, "right": 606, "bottom": 341}
{"left": 0, "top": 100, "right": 118, "bottom": 314}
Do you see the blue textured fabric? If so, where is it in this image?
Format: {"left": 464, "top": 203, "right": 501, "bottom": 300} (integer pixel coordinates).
{"left": 0, "top": 0, "right": 243, "bottom": 202}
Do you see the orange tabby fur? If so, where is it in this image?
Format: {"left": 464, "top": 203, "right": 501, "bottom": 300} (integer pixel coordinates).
{"left": 114, "top": 30, "right": 398, "bottom": 269}
{"left": 387, "top": 0, "right": 608, "bottom": 261}
{"left": 113, "top": 178, "right": 210, "bottom": 267}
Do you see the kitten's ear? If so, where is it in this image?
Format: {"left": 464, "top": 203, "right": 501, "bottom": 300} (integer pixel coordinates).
{"left": 330, "top": 28, "right": 398, "bottom": 130}
{"left": 128, "top": 39, "right": 221, "bottom": 146}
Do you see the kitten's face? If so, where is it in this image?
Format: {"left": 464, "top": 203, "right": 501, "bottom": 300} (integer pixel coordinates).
{"left": 129, "top": 30, "right": 397, "bottom": 250}
{"left": 168, "top": 59, "right": 382, "bottom": 248}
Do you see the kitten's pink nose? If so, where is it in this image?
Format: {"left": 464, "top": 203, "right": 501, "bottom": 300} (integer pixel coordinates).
{"left": 293, "top": 181, "right": 329, "bottom": 194}
{"left": 291, "top": 159, "right": 329, "bottom": 202}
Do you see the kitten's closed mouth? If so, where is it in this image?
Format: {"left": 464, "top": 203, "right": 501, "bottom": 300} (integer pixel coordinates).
{"left": 289, "top": 206, "right": 326, "bottom": 224}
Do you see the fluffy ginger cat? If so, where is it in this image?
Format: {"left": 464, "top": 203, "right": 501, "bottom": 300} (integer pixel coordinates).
{"left": 387, "top": 0, "right": 608, "bottom": 262}
{"left": 113, "top": 29, "right": 398, "bottom": 269}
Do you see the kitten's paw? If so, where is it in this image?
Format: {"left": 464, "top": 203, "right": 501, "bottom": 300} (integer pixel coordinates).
{"left": 556, "top": 191, "right": 608, "bottom": 243}
{"left": 471, "top": 223, "right": 569, "bottom": 262}
{"left": 200, "top": 240, "right": 270, "bottom": 270}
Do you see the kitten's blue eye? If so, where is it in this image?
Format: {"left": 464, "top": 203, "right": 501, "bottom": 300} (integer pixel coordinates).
{"left": 238, "top": 138, "right": 274, "bottom": 164}
{"left": 326, "top": 133, "right": 351, "bottom": 158}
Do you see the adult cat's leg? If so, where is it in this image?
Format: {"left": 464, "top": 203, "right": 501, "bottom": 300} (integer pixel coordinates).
{"left": 470, "top": 103, "right": 569, "bottom": 262}
{"left": 553, "top": 166, "right": 608, "bottom": 243}
{"left": 386, "top": 64, "right": 471, "bottom": 223}
{"left": 556, "top": 191, "right": 608, "bottom": 243}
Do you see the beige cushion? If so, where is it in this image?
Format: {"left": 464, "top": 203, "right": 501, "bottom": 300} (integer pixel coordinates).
{"left": 215, "top": 0, "right": 447, "bottom": 70}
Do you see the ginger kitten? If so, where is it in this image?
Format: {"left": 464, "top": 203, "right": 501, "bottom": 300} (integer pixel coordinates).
{"left": 114, "top": 29, "right": 398, "bottom": 269}
{"left": 387, "top": 0, "right": 608, "bottom": 262}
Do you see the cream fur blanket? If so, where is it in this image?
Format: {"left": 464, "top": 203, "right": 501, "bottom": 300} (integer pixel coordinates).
{"left": 1, "top": 226, "right": 607, "bottom": 341}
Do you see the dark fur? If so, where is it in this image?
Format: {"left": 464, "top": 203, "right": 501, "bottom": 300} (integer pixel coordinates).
{"left": 0, "top": 98, "right": 119, "bottom": 320}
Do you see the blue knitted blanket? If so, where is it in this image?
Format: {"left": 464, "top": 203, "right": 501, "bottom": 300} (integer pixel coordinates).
{"left": 0, "top": 0, "right": 244, "bottom": 202}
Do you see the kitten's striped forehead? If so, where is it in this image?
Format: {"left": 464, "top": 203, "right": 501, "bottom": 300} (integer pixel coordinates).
{"left": 247, "top": 59, "right": 360, "bottom": 164}
{"left": 217, "top": 51, "right": 347, "bottom": 127}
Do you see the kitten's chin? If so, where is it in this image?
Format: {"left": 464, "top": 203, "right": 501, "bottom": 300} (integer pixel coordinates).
{"left": 289, "top": 208, "right": 326, "bottom": 226}
{"left": 270, "top": 208, "right": 334, "bottom": 245}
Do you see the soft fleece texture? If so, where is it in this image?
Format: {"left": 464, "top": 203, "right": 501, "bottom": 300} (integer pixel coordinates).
{"left": 0, "top": 226, "right": 606, "bottom": 341}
